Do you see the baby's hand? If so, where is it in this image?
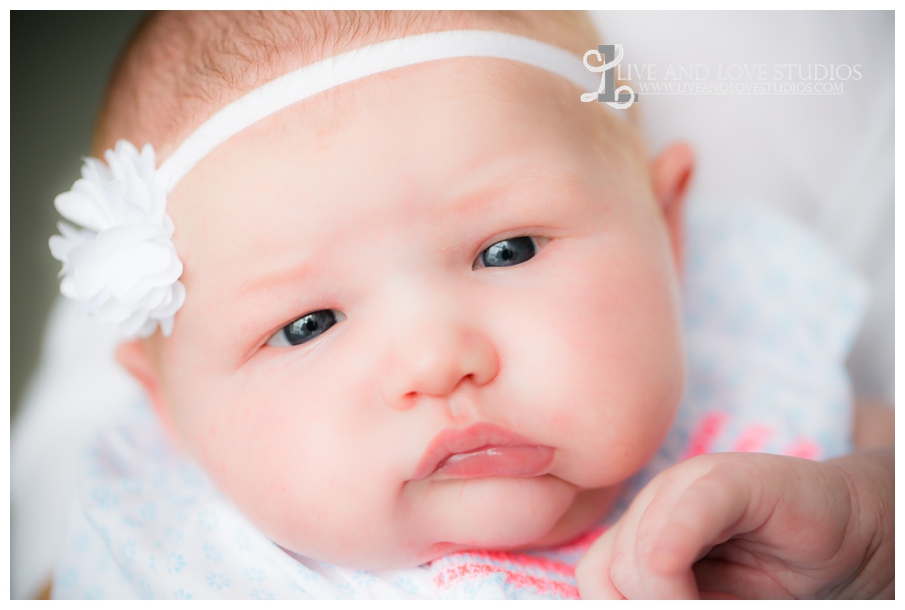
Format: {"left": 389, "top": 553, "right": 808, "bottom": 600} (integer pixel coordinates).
{"left": 575, "top": 450, "right": 894, "bottom": 599}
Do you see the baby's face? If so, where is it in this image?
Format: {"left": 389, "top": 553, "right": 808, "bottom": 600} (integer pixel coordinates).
{"left": 157, "top": 59, "right": 685, "bottom": 568}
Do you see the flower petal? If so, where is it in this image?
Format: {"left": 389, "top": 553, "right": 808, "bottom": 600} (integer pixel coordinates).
{"left": 54, "top": 184, "right": 108, "bottom": 232}
{"left": 154, "top": 281, "right": 186, "bottom": 320}
{"left": 49, "top": 141, "right": 185, "bottom": 338}
{"left": 68, "top": 224, "right": 168, "bottom": 298}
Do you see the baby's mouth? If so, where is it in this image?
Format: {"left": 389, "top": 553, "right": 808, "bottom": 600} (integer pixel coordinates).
{"left": 431, "top": 445, "right": 555, "bottom": 481}
{"left": 411, "top": 423, "right": 555, "bottom": 481}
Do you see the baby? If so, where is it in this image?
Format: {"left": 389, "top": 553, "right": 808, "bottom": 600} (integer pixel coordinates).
{"left": 49, "top": 11, "right": 892, "bottom": 599}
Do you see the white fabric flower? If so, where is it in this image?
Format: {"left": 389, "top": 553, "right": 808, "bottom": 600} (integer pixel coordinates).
{"left": 49, "top": 140, "right": 185, "bottom": 338}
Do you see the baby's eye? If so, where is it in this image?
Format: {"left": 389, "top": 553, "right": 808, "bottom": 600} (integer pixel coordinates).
{"left": 267, "top": 309, "right": 343, "bottom": 347}
{"left": 476, "top": 236, "right": 537, "bottom": 268}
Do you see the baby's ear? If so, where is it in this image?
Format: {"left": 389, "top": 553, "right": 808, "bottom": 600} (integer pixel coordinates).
{"left": 116, "top": 339, "right": 179, "bottom": 442}
{"left": 651, "top": 142, "right": 694, "bottom": 274}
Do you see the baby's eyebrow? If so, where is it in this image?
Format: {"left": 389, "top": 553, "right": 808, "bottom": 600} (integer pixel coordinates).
{"left": 231, "top": 257, "right": 317, "bottom": 300}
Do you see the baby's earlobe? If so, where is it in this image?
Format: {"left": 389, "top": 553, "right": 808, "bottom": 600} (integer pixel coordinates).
{"left": 115, "top": 341, "right": 156, "bottom": 388}
{"left": 115, "top": 340, "right": 180, "bottom": 443}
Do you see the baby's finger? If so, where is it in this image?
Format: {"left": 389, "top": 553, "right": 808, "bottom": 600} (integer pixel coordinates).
{"left": 646, "top": 467, "right": 750, "bottom": 577}
{"left": 575, "top": 526, "right": 626, "bottom": 599}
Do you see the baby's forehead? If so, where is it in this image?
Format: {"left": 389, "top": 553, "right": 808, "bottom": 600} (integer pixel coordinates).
{"left": 170, "top": 56, "right": 634, "bottom": 224}
{"left": 171, "top": 32, "right": 644, "bottom": 199}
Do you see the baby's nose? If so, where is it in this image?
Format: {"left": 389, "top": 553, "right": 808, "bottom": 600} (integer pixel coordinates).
{"left": 379, "top": 306, "right": 500, "bottom": 411}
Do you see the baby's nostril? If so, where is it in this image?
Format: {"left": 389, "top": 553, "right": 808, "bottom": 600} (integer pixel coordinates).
{"left": 394, "top": 392, "right": 421, "bottom": 410}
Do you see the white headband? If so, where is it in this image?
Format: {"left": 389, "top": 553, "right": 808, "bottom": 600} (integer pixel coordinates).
{"left": 48, "top": 30, "right": 623, "bottom": 338}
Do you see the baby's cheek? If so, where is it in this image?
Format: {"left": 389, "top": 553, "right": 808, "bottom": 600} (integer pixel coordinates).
{"left": 169, "top": 368, "right": 412, "bottom": 565}
{"left": 535, "top": 232, "right": 683, "bottom": 486}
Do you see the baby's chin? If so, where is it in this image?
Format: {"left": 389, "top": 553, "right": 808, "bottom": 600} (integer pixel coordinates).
{"left": 418, "top": 474, "right": 580, "bottom": 548}
{"left": 293, "top": 475, "right": 611, "bottom": 570}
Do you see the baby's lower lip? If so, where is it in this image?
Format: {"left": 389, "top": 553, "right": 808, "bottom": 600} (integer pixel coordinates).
{"left": 431, "top": 446, "right": 555, "bottom": 480}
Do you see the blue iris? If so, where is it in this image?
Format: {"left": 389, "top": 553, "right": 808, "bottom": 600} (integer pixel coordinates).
{"left": 480, "top": 236, "right": 536, "bottom": 268}
{"left": 282, "top": 310, "right": 337, "bottom": 345}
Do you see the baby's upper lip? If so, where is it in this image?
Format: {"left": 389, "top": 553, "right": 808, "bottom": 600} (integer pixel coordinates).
{"left": 410, "top": 422, "right": 549, "bottom": 481}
